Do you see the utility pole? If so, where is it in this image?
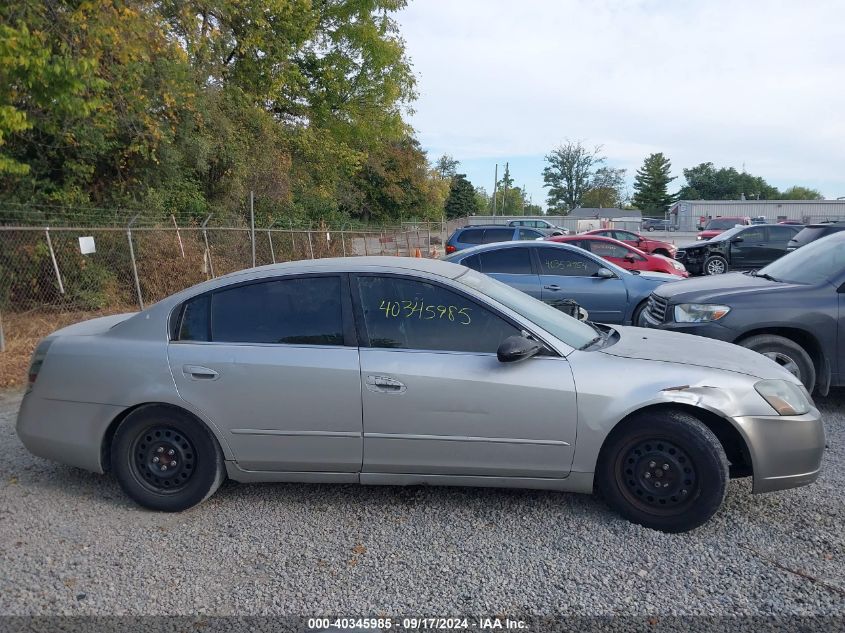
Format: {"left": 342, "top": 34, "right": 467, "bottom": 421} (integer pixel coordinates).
{"left": 502, "top": 162, "right": 509, "bottom": 215}
{"left": 492, "top": 164, "right": 498, "bottom": 216}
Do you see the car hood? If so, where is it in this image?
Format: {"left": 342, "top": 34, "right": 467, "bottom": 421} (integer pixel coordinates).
{"left": 600, "top": 326, "right": 793, "bottom": 381}
{"left": 652, "top": 272, "right": 805, "bottom": 303}
{"left": 633, "top": 271, "right": 681, "bottom": 283}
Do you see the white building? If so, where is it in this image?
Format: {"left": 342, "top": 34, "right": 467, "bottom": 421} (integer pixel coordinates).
{"left": 669, "top": 200, "right": 845, "bottom": 231}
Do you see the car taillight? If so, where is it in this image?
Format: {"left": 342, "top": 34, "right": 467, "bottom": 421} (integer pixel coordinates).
{"left": 445, "top": 245, "right": 456, "bottom": 254}
{"left": 27, "top": 338, "right": 54, "bottom": 392}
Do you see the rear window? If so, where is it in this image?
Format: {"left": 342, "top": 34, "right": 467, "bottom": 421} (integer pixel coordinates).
{"left": 705, "top": 218, "right": 743, "bottom": 230}
{"left": 482, "top": 228, "right": 515, "bottom": 243}
{"left": 790, "top": 227, "right": 830, "bottom": 246}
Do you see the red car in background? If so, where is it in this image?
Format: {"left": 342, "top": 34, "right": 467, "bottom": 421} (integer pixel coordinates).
{"left": 547, "top": 235, "right": 689, "bottom": 277}
{"left": 696, "top": 216, "right": 752, "bottom": 240}
{"left": 581, "top": 228, "right": 677, "bottom": 258}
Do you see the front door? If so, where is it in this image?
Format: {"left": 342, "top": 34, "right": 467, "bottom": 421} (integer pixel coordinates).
{"left": 535, "top": 246, "right": 628, "bottom": 323}
{"left": 168, "top": 275, "right": 363, "bottom": 473}
{"left": 353, "top": 274, "right": 578, "bottom": 478}
{"left": 729, "top": 226, "right": 769, "bottom": 269}
{"left": 474, "top": 246, "right": 541, "bottom": 298}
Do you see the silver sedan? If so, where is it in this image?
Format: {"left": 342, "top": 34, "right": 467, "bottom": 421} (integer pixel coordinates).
{"left": 16, "top": 257, "right": 825, "bottom": 532}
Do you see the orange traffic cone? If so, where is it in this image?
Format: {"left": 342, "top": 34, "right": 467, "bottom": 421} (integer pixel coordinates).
{"left": 414, "top": 247, "right": 422, "bottom": 258}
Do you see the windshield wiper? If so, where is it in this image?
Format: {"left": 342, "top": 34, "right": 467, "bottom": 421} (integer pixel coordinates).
{"left": 579, "top": 322, "right": 608, "bottom": 350}
{"left": 751, "top": 271, "right": 780, "bottom": 282}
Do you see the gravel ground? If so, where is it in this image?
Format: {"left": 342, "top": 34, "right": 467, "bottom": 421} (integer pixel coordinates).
{"left": 0, "top": 388, "right": 843, "bottom": 619}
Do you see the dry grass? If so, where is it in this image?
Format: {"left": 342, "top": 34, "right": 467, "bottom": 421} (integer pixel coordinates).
{"left": 0, "top": 309, "right": 130, "bottom": 389}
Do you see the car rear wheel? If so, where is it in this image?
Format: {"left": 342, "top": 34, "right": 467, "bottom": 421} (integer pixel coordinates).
{"left": 112, "top": 405, "right": 225, "bottom": 512}
{"left": 631, "top": 300, "right": 649, "bottom": 327}
{"left": 703, "top": 255, "right": 728, "bottom": 275}
{"left": 597, "top": 409, "right": 729, "bottom": 533}
{"left": 739, "top": 334, "right": 816, "bottom": 392}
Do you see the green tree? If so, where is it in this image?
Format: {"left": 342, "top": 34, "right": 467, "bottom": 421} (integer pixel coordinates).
{"left": 444, "top": 174, "right": 479, "bottom": 218}
{"left": 435, "top": 154, "right": 460, "bottom": 179}
{"left": 780, "top": 185, "right": 823, "bottom": 200}
{"left": 583, "top": 166, "right": 628, "bottom": 209}
{"left": 677, "top": 163, "right": 779, "bottom": 201}
{"left": 632, "top": 153, "right": 675, "bottom": 215}
{"left": 542, "top": 141, "right": 605, "bottom": 213}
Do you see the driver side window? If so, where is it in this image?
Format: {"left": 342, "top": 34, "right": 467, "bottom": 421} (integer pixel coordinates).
{"left": 355, "top": 276, "right": 520, "bottom": 354}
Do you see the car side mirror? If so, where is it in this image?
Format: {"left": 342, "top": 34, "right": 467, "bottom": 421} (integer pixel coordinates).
{"left": 596, "top": 267, "right": 615, "bottom": 279}
{"left": 497, "top": 335, "right": 542, "bottom": 363}
{"left": 696, "top": 225, "right": 703, "bottom": 231}
{"left": 731, "top": 237, "right": 744, "bottom": 243}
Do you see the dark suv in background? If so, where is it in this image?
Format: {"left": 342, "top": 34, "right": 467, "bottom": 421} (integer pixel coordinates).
{"left": 642, "top": 231, "right": 845, "bottom": 394}
{"left": 445, "top": 224, "right": 550, "bottom": 253}
{"left": 787, "top": 222, "right": 845, "bottom": 252}
{"left": 677, "top": 224, "right": 801, "bottom": 275}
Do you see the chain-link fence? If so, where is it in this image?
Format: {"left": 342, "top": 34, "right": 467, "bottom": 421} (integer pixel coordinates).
{"left": 0, "top": 221, "right": 444, "bottom": 387}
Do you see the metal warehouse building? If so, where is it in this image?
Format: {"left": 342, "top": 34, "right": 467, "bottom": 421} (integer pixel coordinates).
{"left": 669, "top": 200, "right": 845, "bottom": 231}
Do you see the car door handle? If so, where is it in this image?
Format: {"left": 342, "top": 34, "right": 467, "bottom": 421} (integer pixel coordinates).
{"left": 183, "top": 365, "right": 219, "bottom": 380}
{"left": 365, "top": 375, "right": 407, "bottom": 394}
{"left": 544, "top": 284, "right": 561, "bottom": 291}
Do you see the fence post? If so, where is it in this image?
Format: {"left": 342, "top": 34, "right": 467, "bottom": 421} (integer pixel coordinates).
{"left": 341, "top": 226, "right": 347, "bottom": 257}
{"left": 201, "top": 214, "right": 215, "bottom": 278}
{"left": 289, "top": 220, "right": 295, "bottom": 255}
{"left": 427, "top": 228, "right": 432, "bottom": 256}
{"left": 126, "top": 213, "right": 144, "bottom": 310}
{"left": 0, "top": 306, "right": 5, "bottom": 353}
{"left": 44, "top": 227, "right": 65, "bottom": 295}
{"left": 307, "top": 230, "right": 315, "bottom": 259}
{"left": 405, "top": 231, "right": 412, "bottom": 257}
{"left": 249, "top": 190, "right": 256, "bottom": 268}
{"left": 171, "top": 214, "right": 185, "bottom": 258}
{"left": 267, "top": 221, "right": 277, "bottom": 264}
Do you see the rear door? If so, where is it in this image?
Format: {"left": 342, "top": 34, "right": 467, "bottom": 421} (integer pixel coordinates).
{"left": 475, "top": 246, "right": 541, "bottom": 298}
{"left": 728, "top": 226, "right": 768, "bottom": 269}
{"left": 535, "top": 246, "right": 628, "bottom": 323}
{"left": 764, "top": 226, "right": 801, "bottom": 264}
{"left": 168, "top": 274, "right": 363, "bottom": 473}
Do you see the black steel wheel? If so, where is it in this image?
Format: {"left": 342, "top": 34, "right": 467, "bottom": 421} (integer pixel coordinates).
{"left": 112, "top": 405, "right": 225, "bottom": 511}
{"left": 614, "top": 438, "right": 698, "bottom": 515}
{"left": 597, "top": 409, "right": 729, "bottom": 533}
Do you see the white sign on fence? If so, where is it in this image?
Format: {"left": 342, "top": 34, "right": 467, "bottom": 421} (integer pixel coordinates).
{"left": 78, "top": 236, "right": 96, "bottom": 255}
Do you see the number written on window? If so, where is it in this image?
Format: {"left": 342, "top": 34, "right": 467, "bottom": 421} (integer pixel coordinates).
{"left": 379, "top": 299, "right": 472, "bottom": 324}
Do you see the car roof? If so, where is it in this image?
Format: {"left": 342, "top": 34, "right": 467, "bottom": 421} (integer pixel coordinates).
{"left": 804, "top": 222, "right": 845, "bottom": 229}
{"left": 551, "top": 234, "right": 648, "bottom": 254}
{"left": 443, "top": 239, "right": 629, "bottom": 272}
{"left": 460, "top": 224, "right": 517, "bottom": 229}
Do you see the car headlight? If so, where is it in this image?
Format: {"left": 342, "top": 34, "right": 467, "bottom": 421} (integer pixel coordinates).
{"left": 755, "top": 380, "right": 811, "bottom": 416}
{"left": 673, "top": 303, "right": 731, "bottom": 323}
{"left": 671, "top": 260, "right": 685, "bottom": 271}
{"left": 696, "top": 236, "right": 704, "bottom": 240}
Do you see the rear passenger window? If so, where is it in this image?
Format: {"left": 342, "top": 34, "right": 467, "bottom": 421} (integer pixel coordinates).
{"left": 537, "top": 247, "right": 601, "bottom": 276}
{"left": 477, "top": 248, "right": 533, "bottom": 274}
{"left": 518, "top": 228, "right": 542, "bottom": 240}
{"left": 460, "top": 229, "right": 485, "bottom": 244}
{"left": 178, "top": 295, "right": 210, "bottom": 341}
{"left": 482, "top": 228, "right": 515, "bottom": 243}
{"left": 210, "top": 277, "right": 344, "bottom": 345}
{"left": 461, "top": 254, "right": 482, "bottom": 271}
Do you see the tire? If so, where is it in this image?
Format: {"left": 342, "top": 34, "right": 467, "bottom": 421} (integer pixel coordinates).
{"left": 111, "top": 405, "right": 225, "bottom": 512}
{"left": 703, "top": 255, "right": 728, "bottom": 275}
{"left": 631, "top": 300, "right": 649, "bottom": 327}
{"left": 647, "top": 227, "right": 655, "bottom": 232}
{"left": 597, "top": 409, "right": 729, "bottom": 533}
{"left": 739, "top": 334, "right": 816, "bottom": 392}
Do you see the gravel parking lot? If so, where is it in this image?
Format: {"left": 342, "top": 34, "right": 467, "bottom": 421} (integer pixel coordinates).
{"left": 0, "top": 388, "right": 843, "bottom": 620}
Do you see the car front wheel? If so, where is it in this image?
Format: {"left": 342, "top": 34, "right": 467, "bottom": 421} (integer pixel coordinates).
{"left": 703, "top": 255, "right": 728, "bottom": 275}
{"left": 739, "top": 334, "right": 816, "bottom": 392}
{"left": 112, "top": 405, "right": 225, "bottom": 512}
{"left": 597, "top": 409, "right": 729, "bottom": 533}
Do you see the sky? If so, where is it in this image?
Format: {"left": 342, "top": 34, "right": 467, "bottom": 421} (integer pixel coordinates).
{"left": 396, "top": 0, "right": 845, "bottom": 209}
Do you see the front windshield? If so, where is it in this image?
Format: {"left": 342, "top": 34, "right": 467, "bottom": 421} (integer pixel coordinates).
{"left": 709, "top": 225, "right": 745, "bottom": 241}
{"left": 454, "top": 268, "right": 597, "bottom": 349}
{"left": 759, "top": 233, "right": 845, "bottom": 284}
{"left": 705, "top": 218, "right": 743, "bottom": 230}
